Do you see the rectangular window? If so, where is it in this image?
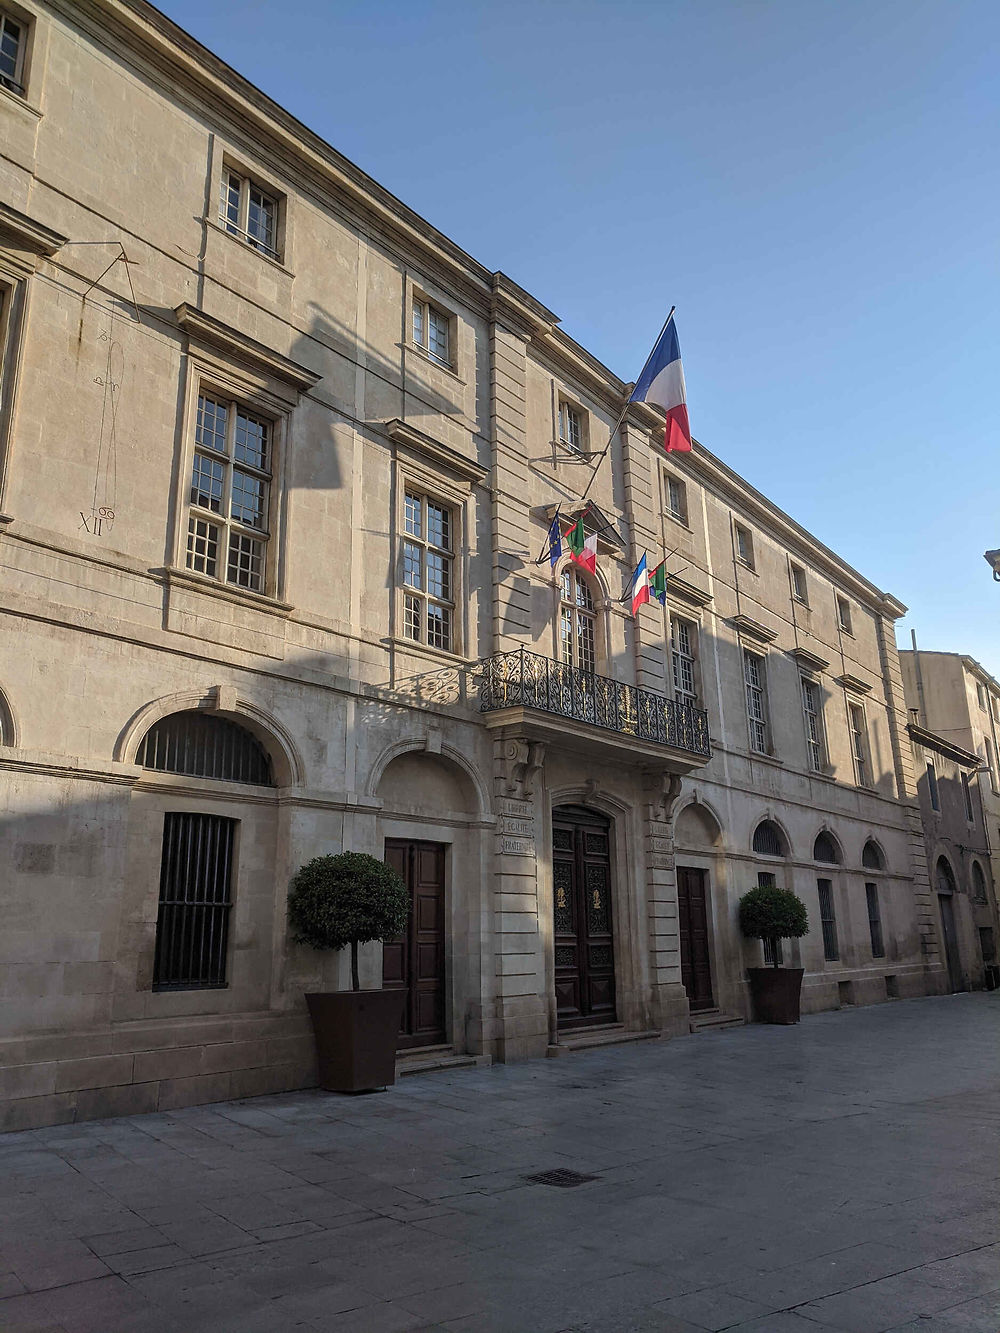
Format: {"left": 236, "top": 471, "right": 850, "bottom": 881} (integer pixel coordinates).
{"left": 758, "top": 871, "right": 783, "bottom": 964}
{"left": 817, "top": 879, "right": 839, "bottom": 961}
{"left": 666, "top": 475, "right": 687, "bottom": 523}
{"left": 790, "top": 563, "right": 808, "bottom": 603}
{"left": 218, "top": 169, "right": 280, "bottom": 259}
{"left": 734, "top": 522, "right": 755, "bottom": 569}
{"left": 927, "top": 761, "right": 940, "bottom": 811}
{"left": 986, "top": 738, "right": 997, "bottom": 792}
{"left": 866, "top": 883, "right": 885, "bottom": 958}
{"left": 412, "top": 296, "right": 451, "bottom": 367}
{"left": 849, "top": 702, "right": 870, "bottom": 787}
{"left": 977, "top": 682, "right": 987, "bottom": 711}
{"left": 0, "top": 10, "right": 25, "bottom": 94}
{"left": 186, "top": 392, "right": 273, "bottom": 593}
{"left": 401, "top": 490, "right": 455, "bottom": 652}
{"left": 800, "top": 677, "right": 825, "bottom": 771}
{"left": 962, "top": 773, "right": 975, "bottom": 821}
{"left": 558, "top": 401, "right": 582, "bottom": 451}
{"left": 837, "top": 596, "right": 853, "bottom": 634}
{"left": 744, "top": 650, "right": 769, "bottom": 753}
{"left": 670, "top": 616, "right": 698, "bottom": 706}
{"left": 153, "top": 813, "right": 236, "bottom": 990}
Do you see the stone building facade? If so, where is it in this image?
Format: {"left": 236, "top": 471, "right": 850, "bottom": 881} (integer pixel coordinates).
{"left": 0, "top": 0, "right": 945, "bottom": 1130}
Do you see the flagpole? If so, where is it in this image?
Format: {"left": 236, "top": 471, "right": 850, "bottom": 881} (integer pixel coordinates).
{"left": 579, "top": 306, "right": 676, "bottom": 505}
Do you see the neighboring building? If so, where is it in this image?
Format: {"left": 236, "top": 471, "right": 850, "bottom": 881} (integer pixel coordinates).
{"left": 900, "top": 650, "right": 1000, "bottom": 987}
{"left": 0, "top": 0, "right": 944, "bottom": 1131}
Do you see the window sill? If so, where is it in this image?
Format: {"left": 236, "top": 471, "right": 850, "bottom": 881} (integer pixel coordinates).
{"left": 748, "top": 749, "right": 783, "bottom": 767}
{"left": 387, "top": 635, "right": 478, "bottom": 669}
{"left": 0, "top": 81, "right": 41, "bottom": 120}
{"left": 205, "top": 219, "right": 292, "bottom": 277}
{"left": 839, "top": 626, "right": 855, "bottom": 639}
{"left": 792, "top": 597, "right": 810, "bottom": 609}
{"left": 405, "top": 342, "right": 466, "bottom": 387}
{"left": 159, "top": 565, "right": 294, "bottom": 616}
{"left": 667, "top": 512, "right": 690, "bottom": 529}
{"left": 736, "top": 559, "right": 758, "bottom": 576}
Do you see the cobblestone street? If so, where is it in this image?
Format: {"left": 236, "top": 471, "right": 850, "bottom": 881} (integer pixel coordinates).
{"left": 1, "top": 993, "right": 999, "bottom": 1333}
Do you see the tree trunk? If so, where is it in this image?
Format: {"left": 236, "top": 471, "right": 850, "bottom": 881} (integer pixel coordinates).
{"left": 351, "top": 939, "right": 360, "bottom": 991}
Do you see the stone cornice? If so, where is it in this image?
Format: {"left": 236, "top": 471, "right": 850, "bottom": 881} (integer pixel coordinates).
{"left": 386, "top": 419, "right": 489, "bottom": 486}
{"left": 664, "top": 575, "right": 713, "bottom": 609}
{"left": 174, "top": 304, "right": 321, "bottom": 393}
{"left": 0, "top": 202, "right": 68, "bottom": 256}
{"left": 731, "top": 614, "right": 778, "bottom": 645}
{"left": 837, "top": 672, "right": 873, "bottom": 695}
{"left": 789, "top": 646, "right": 830, "bottom": 674}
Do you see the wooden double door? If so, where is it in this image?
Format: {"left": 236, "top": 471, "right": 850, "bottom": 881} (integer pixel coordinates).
{"left": 383, "top": 840, "right": 447, "bottom": 1049}
{"left": 677, "top": 866, "right": 715, "bottom": 1012}
{"left": 552, "top": 806, "right": 617, "bottom": 1030}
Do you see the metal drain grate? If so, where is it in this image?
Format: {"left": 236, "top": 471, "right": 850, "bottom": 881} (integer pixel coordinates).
{"left": 524, "top": 1168, "right": 600, "bottom": 1188}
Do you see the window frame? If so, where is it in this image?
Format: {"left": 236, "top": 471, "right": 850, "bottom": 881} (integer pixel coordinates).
{"left": 557, "top": 399, "right": 585, "bottom": 453}
{"left": 665, "top": 473, "right": 688, "bottom": 524}
{"left": 218, "top": 164, "right": 282, "bottom": 262}
{"left": 399, "top": 487, "right": 457, "bottom": 655}
{"left": 743, "top": 649, "right": 770, "bottom": 754}
{"left": 865, "top": 882, "right": 885, "bottom": 959}
{"left": 837, "top": 595, "right": 853, "bottom": 634}
{"left": 927, "top": 760, "right": 940, "bottom": 812}
{"left": 0, "top": 7, "right": 27, "bottom": 95}
{"left": 800, "top": 675, "right": 826, "bottom": 771}
{"left": 734, "top": 521, "right": 755, "bottom": 570}
{"left": 411, "top": 291, "right": 455, "bottom": 370}
{"left": 670, "top": 614, "right": 699, "bottom": 706}
{"left": 790, "top": 562, "right": 808, "bottom": 605}
{"left": 817, "top": 878, "right": 839, "bottom": 961}
{"left": 152, "top": 811, "right": 238, "bottom": 992}
{"left": 848, "top": 701, "right": 872, "bottom": 787}
{"left": 559, "top": 565, "right": 599, "bottom": 674}
{"left": 962, "top": 772, "right": 975, "bottom": 822}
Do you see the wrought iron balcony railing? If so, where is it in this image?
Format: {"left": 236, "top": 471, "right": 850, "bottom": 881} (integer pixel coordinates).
{"left": 479, "top": 647, "right": 711, "bottom": 758}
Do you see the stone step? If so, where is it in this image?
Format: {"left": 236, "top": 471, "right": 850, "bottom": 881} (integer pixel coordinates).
{"left": 395, "top": 1046, "right": 492, "bottom": 1078}
{"left": 547, "top": 1026, "right": 661, "bottom": 1057}
{"left": 689, "top": 1010, "right": 746, "bottom": 1034}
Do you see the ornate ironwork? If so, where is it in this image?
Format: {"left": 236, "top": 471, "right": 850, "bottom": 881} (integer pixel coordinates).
{"left": 478, "top": 647, "right": 711, "bottom": 758}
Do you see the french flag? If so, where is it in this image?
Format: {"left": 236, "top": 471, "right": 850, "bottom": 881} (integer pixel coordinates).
{"left": 629, "top": 314, "right": 692, "bottom": 453}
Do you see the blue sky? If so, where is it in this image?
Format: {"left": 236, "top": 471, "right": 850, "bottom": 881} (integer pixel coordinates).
{"left": 162, "top": 0, "right": 999, "bottom": 668}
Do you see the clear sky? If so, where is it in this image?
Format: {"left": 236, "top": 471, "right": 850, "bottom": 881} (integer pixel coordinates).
{"left": 161, "top": 0, "right": 1000, "bottom": 670}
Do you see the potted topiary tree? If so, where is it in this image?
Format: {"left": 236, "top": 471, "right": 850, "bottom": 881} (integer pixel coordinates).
{"left": 739, "top": 884, "right": 809, "bottom": 1024}
{"left": 288, "top": 851, "right": 410, "bottom": 1092}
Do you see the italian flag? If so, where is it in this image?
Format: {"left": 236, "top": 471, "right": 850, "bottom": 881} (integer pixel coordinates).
{"left": 650, "top": 559, "right": 668, "bottom": 605}
{"left": 564, "top": 516, "right": 597, "bottom": 573}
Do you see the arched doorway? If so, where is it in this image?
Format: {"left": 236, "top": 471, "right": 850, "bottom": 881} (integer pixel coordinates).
{"left": 552, "top": 805, "right": 615, "bottom": 1030}
{"left": 675, "top": 802, "right": 723, "bottom": 1012}
{"left": 936, "top": 856, "right": 964, "bottom": 993}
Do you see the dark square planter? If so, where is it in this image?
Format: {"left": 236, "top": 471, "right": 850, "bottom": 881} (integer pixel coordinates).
{"left": 305, "top": 989, "right": 406, "bottom": 1092}
{"left": 747, "top": 967, "right": 804, "bottom": 1024}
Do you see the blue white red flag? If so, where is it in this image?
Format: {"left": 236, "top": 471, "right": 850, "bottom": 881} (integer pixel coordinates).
{"left": 628, "top": 553, "right": 651, "bottom": 616}
{"left": 629, "top": 315, "right": 692, "bottom": 453}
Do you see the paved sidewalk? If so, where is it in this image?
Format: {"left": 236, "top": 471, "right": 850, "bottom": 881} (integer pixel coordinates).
{"left": 1, "top": 994, "right": 999, "bottom": 1333}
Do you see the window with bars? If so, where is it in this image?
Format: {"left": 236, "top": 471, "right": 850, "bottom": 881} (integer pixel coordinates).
{"left": 558, "top": 401, "right": 583, "bottom": 451}
{"left": 0, "top": 10, "right": 25, "bottom": 93}
{"left": 744, "top": 650, "right": 769, "bottom": 753}
{"left": 849, "top": 703, "right": 871, "bottom": 787}
{"left": 218, "top": 168, "right": 280, "bottom": 259}
{"left": 817, "top": 878, "right": 839, "bottom": 961}
{"left": 670, "top": 616, "right": 698, "bottom": 705}
{"left": 962, "top": 772, "right": 975, "bottom": 821}
{"left": 862, "top": 839, "right": 884, "bottom": 871}
{"left": 412, "top": 296, "right": 451, "bottom": 368}
{"left": 865, "top": 882, "right": 885, "bottom": 958}
{"left": 753, "top": 820, "right": 786, "bottom": 857}
{"left": 927, "top": 761, "right": 940, "bottom": 811}
{"left": 153, "top": 813, "right": 236, "bottom": 990}
{"left": 800, "top": 678, "right": 825, "bottom": 771}
{"left": 734, "top": 522, "right": 755, "bottom": 569}
{"left": 814, "top": 831, "right": 841, "bottom": 863}
{"left": 401, "top": 490, "right": 455, "bottom": 652}
{"left": 560, "top": 567, "right": 596, "bottom": 673}
{"left": 137, "top": 711, "right": 274, "bottom": 785}
{"left": 186, "top": 392, "right": 274, "bottom": 593}
{"left": 758, "top": 871, "right": 784, "bottom": 964}
{"left": 666, "top": 475, "right": 687, "bottom": 523}
{"left": 790, "top": 563, "right": 808, "bottom": 603}
{"left": 837, "top": 596, "right": 853, "bottom": 634}
{"left": 971, "top": 861, "right": 988, "bottom": 905}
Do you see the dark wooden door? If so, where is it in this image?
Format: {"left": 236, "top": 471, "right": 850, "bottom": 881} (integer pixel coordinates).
{"left": 938, "top": 893, "right": 965, "bottom": 993}
{"left": 677, "top": 866, "right": 714, "bottom": 1012}
{"left": 383, "top": 840, "right": 447, "bottom": 1049}
{"left": 552, "top": 806, "right": 616, "bottom": 1030}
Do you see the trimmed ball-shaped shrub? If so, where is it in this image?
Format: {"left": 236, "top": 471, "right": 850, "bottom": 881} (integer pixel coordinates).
{"left": 288, "top": 852, "right": 410, "bottom": 990}
{"left": 738, "top": 885, "right": 808, "bottom": 966}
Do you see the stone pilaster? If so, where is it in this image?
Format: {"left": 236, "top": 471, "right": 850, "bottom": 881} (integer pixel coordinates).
{"left": 489, "top": 320, "right": 533, "bottom": 654}
{"left": 621, "top": 420, "right": 668, "bottom": 694}
{"left": 642, "top": 770, "right": 689, "bottom": 1034}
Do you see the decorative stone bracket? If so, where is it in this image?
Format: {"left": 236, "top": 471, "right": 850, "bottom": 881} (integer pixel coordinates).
{"left": 643, "top": 770, "right": 683, "bottom": 822}
{"left": 502, "top": 738, "right": 546, "bottom": 799}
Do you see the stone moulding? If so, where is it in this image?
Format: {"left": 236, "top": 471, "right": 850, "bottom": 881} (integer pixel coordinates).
{"left": 730, "top": 614, "right": 777, "bottom": 645}
{"left": 789, "top": 646, "right": 830, "bottom": 673}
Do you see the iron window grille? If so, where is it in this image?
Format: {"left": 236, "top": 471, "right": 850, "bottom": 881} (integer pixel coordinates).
{"left": 735, "top": 522, "right": 755, "bottom": 569}
{"left": 560, "top": 568, "right": 597, "bottom": 673}
{"left": 218, "top": 169, "right": 279, "bottom": 259}
{"left": 670, "top": 616, "right": 698, "bottom": 706}
{"left": 479, "top": 645, "right": 711, "bottom": 757}
{"left": 862, "top": 839, "right": 884, "bottom": 871}
{"left": 837, "top": 596, "right": 853, "bottom": 634}
{"left": 558, "top": 401, "right": 583, "bottom": 451}
{"left": 402, "top": 490, "right": 455, "bottom": 652}
{"left": 972, "top": 862, "right": 988, "bottom": 905}
{"left": 927, "top": 761, "right": 940, "bottom": 811}
{"left": 814, "top": 831, "right": 840, "bottom": 864}
{"left": 186, "top": 392, "right": 274, "bottom": 594}
{"left": 137, "top": 711, "right": 274, "bottom": 785}
{"left": 666, "top": 475, "right": 687, "bottom": 523}
{"left": 744, "top": 650, "right": 769, "bottom": 753}
{"left": 753, "top": 821, "right": 785, "bottom": 857}
{"left": 849, "top": 703, "right": 871, "bottom": 787}
{"left": 800, "top": 678, "right": 826, "bottom": 771}
{"left": 791, "top": 563, "right": 808, "bottom": 603}
{"left": 758, "top": 871, "right": 784, "bottom": 964}
{"left": 412, "top": 297, "right": 451, "bottom": 368}
{"left": 153, "top": 812, "right": 236, "bottom": 990}
{"left": 0, "top": 11, "right": 24, "bottom": 94}
{"left": 866, "top": 883, "right": 885, "bottom": 958}
{"left": 817, "top": 879, "right": 839, "bottom": 961}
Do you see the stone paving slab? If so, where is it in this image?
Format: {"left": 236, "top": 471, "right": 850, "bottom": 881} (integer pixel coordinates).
{"left": 1, "top": 993, "right": 999, "bottom": 1332}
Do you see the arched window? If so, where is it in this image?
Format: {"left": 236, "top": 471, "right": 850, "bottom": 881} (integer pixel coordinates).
{"left": 936, "top": 856, "right": 956, "bottom": 894}
{"left": 137, "top": 711, "right": 273, "bottom": 785}
{"left": 862, "top": 839, "right": 885, "bottom": 871}
{"left": 752, "top": 820, "right": 786, "bottom": 858}
{"left": 813, "top": 831, "right": 841, "bottom": 864}
{"left": 971, "top": 861, "right": 988, "bottom": 904}
{"left": 560, "top": 568, "right": 597, "bottom": 673}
